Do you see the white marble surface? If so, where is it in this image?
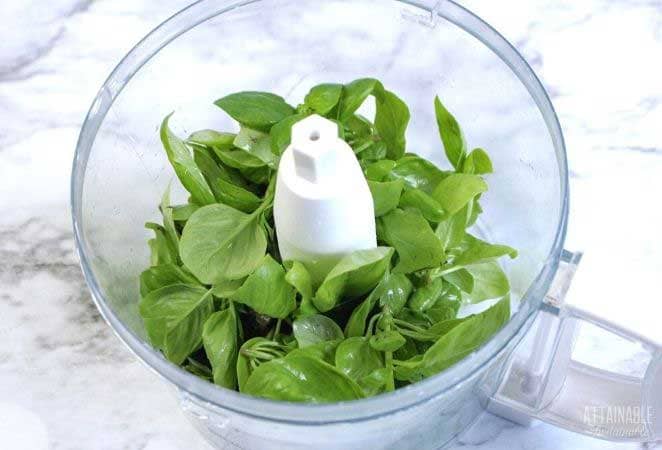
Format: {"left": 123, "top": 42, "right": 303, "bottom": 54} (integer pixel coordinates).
{"left": 1, "top": 0, "right": 661, "bottom": 449}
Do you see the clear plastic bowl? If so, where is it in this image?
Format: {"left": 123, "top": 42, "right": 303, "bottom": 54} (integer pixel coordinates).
{"left": 71, "top": 0, "right": 568, "bottom": 448}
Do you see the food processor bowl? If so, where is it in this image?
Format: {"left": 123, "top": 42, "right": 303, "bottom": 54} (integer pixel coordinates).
{"left": 72, "top": 0, "right": 571, "bottom": 448}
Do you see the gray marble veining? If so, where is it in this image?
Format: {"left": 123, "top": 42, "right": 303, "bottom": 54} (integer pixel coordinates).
{"left": 1, "top": 0, "right": 660, "bottom": 449}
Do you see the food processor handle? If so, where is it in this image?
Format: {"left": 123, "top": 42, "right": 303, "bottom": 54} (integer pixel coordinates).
{"left": 489, "top": 250, "right": 662, "bottom": 442}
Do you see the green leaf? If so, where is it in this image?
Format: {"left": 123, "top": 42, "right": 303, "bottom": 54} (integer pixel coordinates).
{"left": 145, "top": 223, "right": 177, "bottom": 266}
{"left": 434, "top": 96, "right": 466, "bottom": 170}
{"left": 451, "top": 235, "right": 517, "bottom": 268}
{"left": 229, "top": 255, "right": 297, "bottom": 319}
{"left": 304, "top": 83, "right": 343, "bottom": 115}
{"left": 215, "top": 91, "right": 295, "bottom": 131}
{"left": 364, "top": 159, "right": 396, "bottom": 181}
{"left": 160, "top": 114, "right": 215, "bottom": 206}
{"left": 314, "top": 247, "right": 394, "bottom": 312}
{"left": 213, "top": 148, "right": 266, "bottom": 169}
{"left": 270, "top": 114, "right": 305, "bottom": 156}
{"left": 463, "top": 261, "right": 510, "bottom": 303}
{"left": 335, "top": 337, "right": 386, "bottom": 396}
{"left": 284, "top": 261, "right": 317, "bottom": 317}
{"left": 419, "top": 298, "right": 510, "bottom": 376}
{"left": 160, "top": 185, "right": 179, "bottom": 257}
{"left": 139, "top": 264, "right": 199, "bottom": 297}
{"left": 211, "top": 278, "right": 244, "bottom": 298}
{"left": 399, "top": 188, "right": 447, "bottom": 223}
{"left": 187, "top": 130, "right": 236, "bottom": 149}
{"left": 377, "top": 209, "right": 444, "bottom": 274}
{"left": 344, "top": 276, "right": 387, "bottom": 337}
{"left": 425, "top": 282, "right": 462, "bottom": 323}
{"left": 236, "top": 337, "right": 271, "bottom": 391}
{"left": 462, "top": 148, "right": 493, "bottom": 174}
{"left": 435, "top": 209, "right": 467, "bottom": 252}
{"left": 338, "top": 78, "right": 380, "bottom": 121}
{"left": 243, "top": 353, "right": 365, "bottom": 402}
{"left": 370, "top": 330, "right": 406, "bottom": 352}
{"left": 233, "top": 127, "right": 276, "bottom": 167}
{"left": 387, "top": 155, "right": 449, "bottom": 194}
{"left": 368, "top": 179, "right": 405, "bottom": 217}
{"left": 172, "top": 203, "right": 200, "bottom": 222}
{"left": 293, "top": 314, "right": 344, "bottom": 348}
{"left": 203, "top": 304, "right": 240, "bottom": 389}
{"left": 408, "top": 277, "right": 444, "bottom": 312}
{"left": 443, "top": 268, "right": 475, "bottom": 293}
{"left": 288, "top": 340, "right": 339, "bottom": 365}
{"left": 374, "top": 89, "right": 410, "bottom": 160}
{"left": 139, "top": 285, "right": 214, "bottom": 364}
{"left": 179, "top": 204, "right": 267, "bottom": 283}
{"left": 432, "top": 174, "right": 487, "bottom": 215}
{"left": 192, "top": 146, "right": 261, "bottom": 212}
{"left": 378, "top": 273, "right": 413, "bottom": 315}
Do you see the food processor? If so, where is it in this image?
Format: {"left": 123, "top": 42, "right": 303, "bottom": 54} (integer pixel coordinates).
{"left": 71, "top": 0, "right": 662, "bottom": 448}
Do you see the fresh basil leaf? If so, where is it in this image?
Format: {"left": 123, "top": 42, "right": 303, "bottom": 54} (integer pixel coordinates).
{"left": 139, "top": 285, "right": 214, "bottom": 364}
{"left": 160, "top": 114, "right": 215, "bottom": 206}
{"left": 160, "top": 185, "right": 179, "bottom": 256}
{"left": 425, "top": 282, "right": 461, "bottom": 323}
{"left": 314, "top": 247, "right": 394, "bottom": 312}
{"left": 179, "top": 204, "right": 267, "bottom": 283}
{"left": 462, "top": 148, "right": 493, "bottom": 174}
{"left": 335, "top": 337, "right": 385, "bottom": 396}
{"left": 270, "top": 114, "right": 305, "bottom": 156}
{"left": 145, "top": 222, "right": 177, "bottom": 266}
{"left": 140, "top": 264, "right": 199, "bottom": 297}
{"left": 236, "top": 337, "right": 270, "bottom": 391}
{"left": 284, "top": 261, "right": 317, "bottom": 317}
{"left": 377, "top": 209, "right": 444, "bottom": 274}
{"left": 443, "top": 268, "right": 475, "bottom": 294}
{"left": 187, "top": 130, "right": 236, "bottom": 149}
{"left": 387, "top": 155, "right": 449, "bottom": 194}
{"left": 399, "top": 188, "right": 447, "bottom": 222}
{"left": 304, "top": 83, "right": 343, "bottom": 115}
{"left": 358, "top": 141, "right": 387, "bottom": 161}
{"left": 288, "top": 340, "right": 339, "bottom": 365}
{"left": 344, "top": 275, "right": 388, "bottom": 338}
{"left": 463, "top": 261, "right": 510, "bottom": 303}
{"left": 374, "top": 89, "right": 410, "bottom": 160}
{"left": 203, "top": 304, "right": 240, "bottom": 389}
{"left": 293, "top": 314, "right": 344, "bottom": 348}
{"left": 338, "top": 78, "right": 380, "bottom": 121}
{"left": 370, "top": 330, "right": 406, "bottom": 352}
{"left": 434, "top": 96, "right": 466, "bottom": 170}
{"left": 368, "top": 179, "right": 405, "bottom": 217}
{"left": 344, "top": 114, "right": 373, "bottom": 138}
{"left": 435, "top": 209, "right": 467, "bottom": 252}
{"left": 233, "top": 127, "right": 277, "bottom": 167}
{"left": 408, "top": 277, "right": 444, "bottom": 312}
{"left": 192, "top": 146, "right": 261, "bottom": 212}
{"left": 378, "top": 273, "right": 413, "bottom": 315}
{"left": 172, "top": 203, "right": 200, "bottom": 222}
{"left": 364, "top": 159, "right": 396, "bottom": 181}
{"left": 215, "top": 91, "right": 295, "bottom": 131}
{"left": 213, "top": 148, "right": 266, "bottom": 169}
{"left": 183, "top": 357, "right": 213, "bottom": 381}
{"left": 419, "top": 298, "right": 510, "bottom": 376}
{"left": 432, "top": 174, "right": 487, "bottom": 215}
{"left": 229, "top": 255, "right": 296, "bottom": 319}
{"left": 243, "top": 353, "right": 365, "bottom": 402}
{"left": 211, "top": 278, "right": 244, "bottom": 298}
{"left": 451, "top": 235, "right": 517, "bottom": 268}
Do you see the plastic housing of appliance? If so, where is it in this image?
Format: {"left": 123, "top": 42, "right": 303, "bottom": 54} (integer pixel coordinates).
{"left": 274, "top": 114, "right": 376, "bottom": 283}
{"left": 71, "top": 0, "right": 661, "bottom": 448}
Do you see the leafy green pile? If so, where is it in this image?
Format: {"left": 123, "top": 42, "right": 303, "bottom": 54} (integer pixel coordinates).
{"left": 139, "top": 78, "right": 517, "bottom": 402}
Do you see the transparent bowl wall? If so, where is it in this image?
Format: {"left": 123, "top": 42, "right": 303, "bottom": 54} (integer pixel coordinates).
{"left": 72, "top": 0, "right": 568, "bottom": 448}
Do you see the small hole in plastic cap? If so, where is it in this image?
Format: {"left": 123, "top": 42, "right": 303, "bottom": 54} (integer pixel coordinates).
{"left": 309, "top": 130, "right": 320, "bottom": 141}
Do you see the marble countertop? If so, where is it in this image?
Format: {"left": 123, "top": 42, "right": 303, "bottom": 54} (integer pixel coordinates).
{"left": 1, "top": 0, "right": 660, "bottom": 449}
